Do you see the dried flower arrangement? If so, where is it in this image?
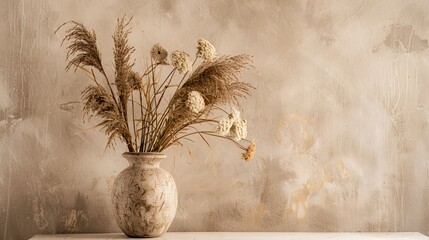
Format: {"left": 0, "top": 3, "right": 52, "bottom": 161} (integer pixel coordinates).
{"left": 56, "top": 17, "right": 256, "bottom": 161}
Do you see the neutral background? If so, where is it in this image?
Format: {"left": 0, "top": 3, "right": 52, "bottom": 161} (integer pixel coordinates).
{"left": 1, "top": 0, "right": 429, "bottom": 239}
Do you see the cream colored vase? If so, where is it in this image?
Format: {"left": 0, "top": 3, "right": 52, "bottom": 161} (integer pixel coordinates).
{"left": 112, "top": 152, "right": 178, "bottom": 237}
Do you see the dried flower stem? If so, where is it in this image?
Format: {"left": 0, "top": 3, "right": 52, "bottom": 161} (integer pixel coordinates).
{"left": 100, "top": 70, "right": 121, "bottom": 115}
{"left": 164, "top": 130, "right": 247, "bottom": 150}
{"left": 138, "top": 86, "right": 145, "bottom": 151}
{"left": 131, "top": 92, "right": 138, "bottom": 150}
{"left": 148, "top": 70, "right": 176, "bottom": 151}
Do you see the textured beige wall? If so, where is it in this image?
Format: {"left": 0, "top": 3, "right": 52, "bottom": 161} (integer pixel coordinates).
{"left": 1, "top": 0, "right": 429, "bottom": 239}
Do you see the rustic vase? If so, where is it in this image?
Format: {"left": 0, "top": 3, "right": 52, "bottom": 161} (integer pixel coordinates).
{"left": 111, "top": 152, "right": 177, "bottom": 238}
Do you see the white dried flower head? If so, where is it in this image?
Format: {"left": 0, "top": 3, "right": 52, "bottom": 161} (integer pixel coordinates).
{"left": 229, "top": 108, "right": 241, "bottom": 122}
{"left": 150, "top": 43, "right": 168, "bottom": 65}
{"left": 171, "top": 50, "right": 191, "bottom": 74}
{"left": 196, "top": 38, "right": 216, "bottom": 61}
{"left": 230, "top": 119, "right": 247, "bottom": 141}
{"left": 215, "top": 117, "right": 234, "bottom": 136}
{"left": 185, "top": 91, "right": 205, "bottom": 113}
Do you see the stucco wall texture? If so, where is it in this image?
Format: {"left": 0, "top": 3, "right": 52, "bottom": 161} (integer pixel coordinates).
{"left": 1, "top": 0, "right": 429, "bottom": 239}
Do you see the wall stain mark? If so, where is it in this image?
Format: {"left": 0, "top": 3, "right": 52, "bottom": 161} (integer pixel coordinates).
{"left": 276, "top": 114, "right": 315, "bottom": 154}
{"left": 374, "top": 23, "right": 429, "bottom": 53}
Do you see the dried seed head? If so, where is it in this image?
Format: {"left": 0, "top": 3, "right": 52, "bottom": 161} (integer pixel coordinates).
{"left": 242, "top": 139, "right": 256, "bottom": 161}
{"left": 185, "top": 91, "right": 205, "bottom": 113}
{"left": 150, "top": 43, "right": 168, "bottom": 65}
{"left": 230, "top": 119, "right": 247, "bottom": 141}
{"left": 197, "top": 38, "right": 216, "bottom": 61}
{"left": 171, "top": 50, "right": 191, "bottom": 74}
{"left": 215, "top": 117, "right": 234, "bottom": 136}
{"left": 229, "top": 107, "right": 241, "bottom": 122}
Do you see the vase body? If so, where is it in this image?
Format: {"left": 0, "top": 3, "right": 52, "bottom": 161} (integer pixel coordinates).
{"left": 112, "top": 152, "right": 177, "bottom": 238}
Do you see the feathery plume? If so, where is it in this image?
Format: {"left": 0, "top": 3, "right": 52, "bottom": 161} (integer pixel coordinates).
{"left": 57, "top": 21, "right": 103, "bottom": 72}
{"left": 113, "top": 16, "right": 135, "bottom": 104}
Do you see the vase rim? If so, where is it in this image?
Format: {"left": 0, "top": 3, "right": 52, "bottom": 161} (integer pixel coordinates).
{"left": 122, "top": 152, "right": 165, "bottom": 157}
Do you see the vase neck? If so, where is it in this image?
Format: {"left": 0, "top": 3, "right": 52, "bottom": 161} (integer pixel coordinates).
{"left": 122, "top": 152, "right": 166, "bottom": 168}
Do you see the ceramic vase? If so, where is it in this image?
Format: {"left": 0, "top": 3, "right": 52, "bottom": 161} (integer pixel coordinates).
{"left": 112, "top": 152, "right": 177, "bottom": 237}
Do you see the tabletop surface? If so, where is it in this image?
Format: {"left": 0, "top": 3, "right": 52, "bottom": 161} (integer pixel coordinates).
{"left": 30, "top": 232, "right": 429, "bottom": 240}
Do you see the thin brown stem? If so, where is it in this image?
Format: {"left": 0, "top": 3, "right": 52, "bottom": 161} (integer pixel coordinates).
{"left": 131, "top": 92, "right": 138, "bottom": 150}
{"left": 202, "top": 132, "right": 247, "bottom": 149}
{"left": 142, "top": 63, "right": 158, "bottom": 77}
{"left": 138, "top": 87, "right": 145, "bottom": 152}
{"left": 165, "top": 131, "right": 246, "bottom": 150}
{"left": 148, "top": 70, "right": 176, "bottom": 150}
{"left": 212, "top": 106, "right": 230, "bottom": 115}
{"left": 100, "top": 69, "right": 121, "bottom": 115}
{"left": 128, "top": 98, "right": 150, "bottom": 111}
{"left": 142, "top": 68, "right": 152, "bottom": 152}
{"left": 155, "top": 110, "right": 206, "bottom": 151}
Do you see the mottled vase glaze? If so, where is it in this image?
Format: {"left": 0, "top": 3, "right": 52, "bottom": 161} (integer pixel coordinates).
{"left": 112, "top": 153, "right": 178, "bottom": 238}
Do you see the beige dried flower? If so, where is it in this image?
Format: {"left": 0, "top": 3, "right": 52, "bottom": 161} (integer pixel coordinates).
{"left": 230, "top": 119, "right": 247, "bottom": 141}
{"left": 229, "top": 108, "right": 241, "bottom": 122}
{"left": 171, "top": 50, "right": 191, "bottom": 74}
{"left": 197, "top": 38, "right": 216, "bottom": 61}
{"left": 185, "top": 91, "right": 205, "bottom": 113}
{"left": 242, "top": 139, "right": 256, "bottom": 161}
{"left": 150, "top": 43, "right": 168, "bottom": 64}
{"left": 215, "top": 109, "right": 247, "bottom": 139}
{"left": 215, "top": 117, "right": 234, "bottom": 136}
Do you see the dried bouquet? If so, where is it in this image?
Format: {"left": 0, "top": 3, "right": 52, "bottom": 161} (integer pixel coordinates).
{"left": 56, "top": 17, "right": 256, "bottom": 161}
